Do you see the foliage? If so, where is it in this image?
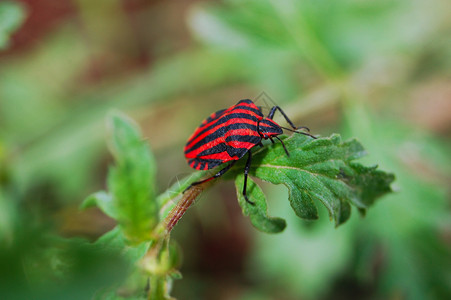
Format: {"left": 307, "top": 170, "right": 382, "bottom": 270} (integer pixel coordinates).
{"left": 0, "top": 225, "right": 129, "bottom": 300}
{"left": 0, "top": 0, "right": 450, "bottom": 299}
{"left": 231, "top": 134, "right": 394, "bottom": 231}
{"left": 84, "top": 113, "right": 159, "bottom": 243}
{"left": 78, "top": 112, "right": 392, "bottom": 298}
{"left": 235, "top": 174, "right": 286, "bottom": 233}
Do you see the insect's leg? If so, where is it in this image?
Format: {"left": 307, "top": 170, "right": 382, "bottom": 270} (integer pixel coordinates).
{"left": 275, "top": 136, "right": 290, "bottom": 156}
{"left": 267, "top": 106, "right": 297, "bottom": 129}
{"left": 184, "top": 160, "right": 236, "bottom": 193}
{"left": 297, "top": 126, "right": 311, "bottom": 132}
{"left": 258, "top": 142, "right": 264, "bottom": 148}
{"left": 267, "top": 106, "right": 277, "bottom": 119}
{"left": 243, "top": 151, "right": 255, "bottom": 205}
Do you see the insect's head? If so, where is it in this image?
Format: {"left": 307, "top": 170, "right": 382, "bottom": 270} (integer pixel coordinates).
{"left": 258, "top": 118, "right": 283, "bottom": 139}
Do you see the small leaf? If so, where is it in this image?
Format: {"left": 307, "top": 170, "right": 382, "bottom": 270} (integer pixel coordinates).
{"left": 344, "top": 163, "right": 395, "bottom": 208}
{"left": 95, "top": 227, "right": 150, "bottom": 264}
{"left": 231, "top": 134, "right": 394, "bottom": 227}
{"left": 81, "top": 191, "right": 117, "bottom": 220}
{"left": 91, "top": 227, "right": 151, "bottom": 300}
{"left": 107, "top": 112, "right": 158, "bottom": 243}
{"left": 0, "top": 1, "right": 25, "bottom": 50}
{"left": 235, "top": 173, "right": 286, "bottom": 233}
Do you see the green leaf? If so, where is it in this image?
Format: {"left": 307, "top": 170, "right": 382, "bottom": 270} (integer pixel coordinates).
{"left": 235, "top": 174, "right": 286, "bottom": 233}
{"left": 81, "top": 191, "right": 117, "bottom": 220}
{"left": 95, "top": 227, "right": 150, "bottom": 264}
{"left": 106, "top": 112, "right": 158, "bottom": 243}
{"left": 232, "top": 134, "right": 394, "bottom": 227}
{"left": 0, "top": 1, "right": 25, "bottom": 50}
{"left": 92, "top": 227, "right": 150, "bottom": 300}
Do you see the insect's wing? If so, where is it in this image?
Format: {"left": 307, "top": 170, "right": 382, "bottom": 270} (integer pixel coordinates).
{"left": 184, "top": 108, "right": 230, "bottom": 170}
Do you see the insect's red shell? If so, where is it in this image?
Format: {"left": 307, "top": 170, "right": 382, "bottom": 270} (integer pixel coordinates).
{"left": 184, "top": 99, "right": 265, "bottom": 170}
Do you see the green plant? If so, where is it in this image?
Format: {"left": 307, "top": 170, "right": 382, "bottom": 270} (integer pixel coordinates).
{"left": 2, "top": 0, "right": 449, "bottom": 299}
{"left": 81, "top": 111, "right": 393, "bottom": 299}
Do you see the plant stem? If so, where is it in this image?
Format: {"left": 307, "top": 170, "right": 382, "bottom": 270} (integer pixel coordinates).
{"left": 148, "top": 275, "right": 167, "bottom": 300}
{"left": 163, "top": 185, "right": 204, "bottom": 234}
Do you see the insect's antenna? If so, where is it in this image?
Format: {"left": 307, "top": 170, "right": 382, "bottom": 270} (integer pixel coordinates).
{"left": 280, "top": 126, "right": 317, "bottom": 139}
{"left": 275, "top": 136, "right": 290, "bottom": 156}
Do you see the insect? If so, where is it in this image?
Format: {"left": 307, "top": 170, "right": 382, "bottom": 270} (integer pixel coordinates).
{"left": 184, "top": 99, "right": 316, "bottom": 204}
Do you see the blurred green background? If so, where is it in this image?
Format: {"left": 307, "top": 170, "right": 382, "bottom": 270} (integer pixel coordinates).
{"left": 1, "top": 0, "right": 450, "bottom": 299}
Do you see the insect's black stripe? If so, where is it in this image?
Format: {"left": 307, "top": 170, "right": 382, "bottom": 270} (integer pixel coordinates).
{"left": 188, "top": 113, "right": 260, "bottom": 144}
{"left": 193, "top": 160, "right": 199, "bottom": 169}
{"left": 226, "top": 147, "right": 251, "bottom": 158}
{"left": 225, "top": 135, "right": 262, "bottom": 144}
{"left": 196, "top": 143, "right": 228, "bottom": 157}
{"left": 186, "top": 122, "right": 259, "bottom": 153}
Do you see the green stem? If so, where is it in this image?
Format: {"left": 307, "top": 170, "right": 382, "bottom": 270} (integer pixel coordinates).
{"left": 156, "top": 170, "right": 207, "bottom": 208}
{"left": 148, "top": 275, "right": 167, "bottom": 300}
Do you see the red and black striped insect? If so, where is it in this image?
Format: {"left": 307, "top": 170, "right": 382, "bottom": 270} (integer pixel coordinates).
{"left": 184, "top": 99, "right": 316, "bottom": 204}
